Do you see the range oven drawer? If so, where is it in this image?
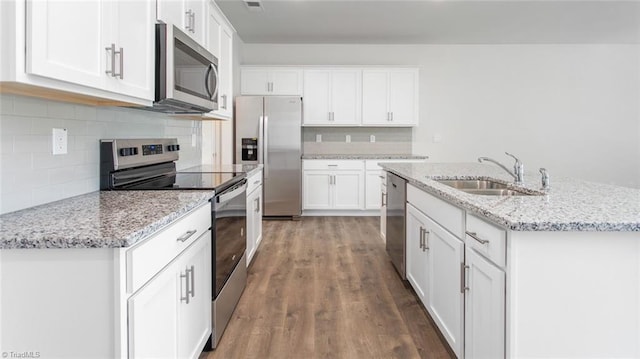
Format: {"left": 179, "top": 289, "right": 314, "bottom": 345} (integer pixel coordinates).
{"left": 126, "top": 204, "right": 211, "bottom": 293}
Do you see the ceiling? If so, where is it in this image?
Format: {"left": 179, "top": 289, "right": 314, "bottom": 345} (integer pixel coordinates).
{"left": 215, "top": 0, "right": 640, "bottom": 44}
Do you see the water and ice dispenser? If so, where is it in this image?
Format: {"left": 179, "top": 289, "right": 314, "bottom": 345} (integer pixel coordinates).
{"left": 241, "top": 138, "right": 258, "bottom": 161}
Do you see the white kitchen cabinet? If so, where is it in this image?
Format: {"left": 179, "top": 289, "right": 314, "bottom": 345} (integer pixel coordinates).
{"left": 25, "top": 0, "right": 155, "bottom": 101}
{"left": 365, "top": 171, "right": 384, "bottom": 210}
{"left": 362, "top": 68, "right": 418, "bottom": 126}
{"left": 157, "top": 0, "right": 207, "bottom": 46}
{"left": 246, "top": 169, "right": 263, "bottom": 266}
{"left": 406, "top": 183, "right": 464, "bottom": 358}
{"left": 241, "top": 67, "right": 303, "bottom": 95}
{"left": 303, "top": 170, "right": 364, "bottom": 210}
{"left": 465, "top": 246, "right": 505, "bottom": 359}
{"left": 129, "top": 230, "right": 211, "bottom": 359}
{"left": 0, "top": 203, "right": 212, "bottom": 359}
{"left": 406, "top": 203, "right": 430, "bottom": 305}
{"left": 302, "top": 160, "right": 365, "bottom": 211}
{"left": 303, "top": 68, "right": 361, "bottom": 126}
{"left": 380, "top": 172, "right": 387, "bottom": 241}
{"left": 205, "top": 1, "right": 234, "bottom": 120}
{"left": 424, "top": 214, "right": 464, "bottom": 358}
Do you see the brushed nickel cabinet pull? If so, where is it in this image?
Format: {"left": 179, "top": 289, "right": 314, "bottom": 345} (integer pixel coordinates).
{"left": 180, "top": 270, "right": 189, "bottom": 304}
{"left": 105, "top": 44, "right": 115, "bottom": 76}
{"left": 466, "top": 231, "right": 489, "bottom": 244}
{"left": 187, "top": 265, "right": 195, "bottom": 298}
{"left": 177, "top": 229, "right": 197, "bottom": 242}
{"left": 424, "top": 230, "right": 430, "bottom": 250}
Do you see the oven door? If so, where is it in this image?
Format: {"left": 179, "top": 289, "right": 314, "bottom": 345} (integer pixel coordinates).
{"left": 213, "top": 180, "right": 247, "bottom": 297}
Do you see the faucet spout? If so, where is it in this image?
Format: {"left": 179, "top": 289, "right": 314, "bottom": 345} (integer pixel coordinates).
{"left": 478, "top": 152, "right": 524, "bottom": 184}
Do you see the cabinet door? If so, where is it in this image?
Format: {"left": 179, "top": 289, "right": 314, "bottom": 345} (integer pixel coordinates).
{"left": 109, "top": 0, "right": 154, "bottom": 100}
{"left": 27, "top": 1, "right": 106, "bottom": 89}
{"left": 388, "top": 70, "right": 418, "bottom": 125}
{"left": 331, "top": 69, "right": 361, "bottom": 125}
{"left": 177, "top": 231, "right": 212, "bottom": 359}
{"left": 270, "top": 68, "right": 303, "bottom": 95}
{"left": 128, "top": 258, "right": 179, "bottom": 358}
{"left": 217, "top": 26, "right": 233, "bottom": 118}
{"left": 185, "top": 0, "right": 206, "bottom": 45}
{"left": 241, "top": 68, "right": 269, "bottom": 95}
{"left": 207, "top": 3, "right": 222, "bottom": 58}
{"left": 406, "top": 204, "right": 430, "bottom": 307}
{"left": 157, "top": 0, "right": 186, "bottom": 32}
{"left": 425, "top": 215, "right": 464, "bottom": 358}
{"left": 303, "top": 172, "right": 332, "bottom": 209}
{"left": 246, "top": 188, "right": 259, "bottom": 265}
{"left": 303, "top": 69, "right": 331, "bottom": 125}
{"left": 465, "top": 248, "right": 505, "bottom": 359}
{"left": 365, "top": 171, "right": 383, "bottom": 210}
{"left": 361, "top": 70, "right": 389, "bottom": 125}
{"left": 333, "top": 171, "right": 364, "bottom": 210}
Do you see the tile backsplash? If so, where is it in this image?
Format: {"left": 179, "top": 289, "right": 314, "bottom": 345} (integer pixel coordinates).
{"left": 303, "top": 126, "right": 412, "bottom": 155}
{"left": 0, "top": 95, "right": 202, "bottom": 214}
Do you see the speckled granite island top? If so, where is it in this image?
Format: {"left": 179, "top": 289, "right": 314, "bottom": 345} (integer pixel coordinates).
{"left": 302, "top": 154, "right": 429, "bottom": 160}
{"left": 0, "top": 190, "right": 214, "bottom": 249}
{"left": 381, "top": 162, "right": 640, "bottom": 232}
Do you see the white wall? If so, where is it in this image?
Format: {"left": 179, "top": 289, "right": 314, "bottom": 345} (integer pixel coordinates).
{"left": 242, "top": 44, "right": 640, "bottom": 188}
{"left": 0, "top": 95, "right": 202, "bottom": 214}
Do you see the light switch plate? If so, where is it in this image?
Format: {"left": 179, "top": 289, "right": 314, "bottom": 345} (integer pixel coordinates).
{"left": 370, "top": 135, "right": 376, "bottom": 143}
{"left": 346, "top": 135, "right": 351, "bottom": 143}
{"left": 316, "top": 134, "right": 322, "bottom": 142}
{"left": 52, "top": 128, "right": 67, "bottom": 155}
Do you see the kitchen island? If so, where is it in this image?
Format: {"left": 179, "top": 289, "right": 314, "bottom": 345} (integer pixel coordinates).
{"left": 381, "top": 162, "right": 640, "bottom": 359}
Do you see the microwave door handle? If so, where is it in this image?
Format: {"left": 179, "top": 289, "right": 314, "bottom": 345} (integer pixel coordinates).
{"left": 204, "top": 64, "right": 214, "bottom": 99}
{"left": 210, "top": 64, "right": 219, "bottom": 100}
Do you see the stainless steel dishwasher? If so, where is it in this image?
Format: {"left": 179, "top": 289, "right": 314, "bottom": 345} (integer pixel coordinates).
{"left": 385, "top": 172, "right": 407, "bottom": 279}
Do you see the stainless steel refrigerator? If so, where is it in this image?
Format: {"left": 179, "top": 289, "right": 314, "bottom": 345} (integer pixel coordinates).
{"left": 235, "top": 96, "right": 302, "bottom": 218}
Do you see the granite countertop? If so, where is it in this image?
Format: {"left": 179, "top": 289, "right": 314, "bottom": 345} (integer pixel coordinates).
{"left": 0, "top": 190, "right": 214, "bottom": 249}
{"left": 302, "top": 154, "right": 429, "bottom": 160}
{"left": 381, "top": 162, "right": 640, "bottom": 232}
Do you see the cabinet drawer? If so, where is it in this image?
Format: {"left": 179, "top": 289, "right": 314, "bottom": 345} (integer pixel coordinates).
{"left": 127, "top": 204, "right": 211, "bottom": 293}
{"left": 246, "top": 169, "right": 263, "bottom": 194}
{"left": 466, "top": 214, "right": 507, "bottom": 268}
{"left": 303, "top": 160, "right": 364, "bottom": 171}
{"left": 407, "top": 184, "right": 464, "bottom": 238}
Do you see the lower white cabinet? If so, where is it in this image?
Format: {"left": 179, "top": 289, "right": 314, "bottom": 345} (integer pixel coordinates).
{"left": 0, "top": 203, "right": 212, "bottom": 359}
{"left": 406, "top": 203, "right": 430, "bottom": 303}
{"left": 246, "top": 169, "right": 263, "bottom": 266}
{"left": 128, "top": 230, "right": 211, "bottom": 359}
{"left": 464, "top": 247, "right": 506, "bottom": 359}
{"left": 406, "top": 202, "right": 464, "bottom": 358}
{"left": 302, "top": 168, "right": 364, "bottom": 210}
{"left": 365, "top": 171, "right": 384, "bottom": 210}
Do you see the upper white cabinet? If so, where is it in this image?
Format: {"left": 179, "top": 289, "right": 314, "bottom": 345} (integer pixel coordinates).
{"left": 205, "top": 1, "right": 234, "bottom": 120}
{"left": 303, "top": 68, "right": 362, "bottom": 126}
{"left": 362, "top": 68, "right": 418, "bottom": 126}
{"left": 241, "top": 67, "right": 304, "bottom": 95}
{"left": 25, "top": 0, "right": 155, "bottom": 101}
{"left": 157, "top": 0, "right": 207, "bottom": 46}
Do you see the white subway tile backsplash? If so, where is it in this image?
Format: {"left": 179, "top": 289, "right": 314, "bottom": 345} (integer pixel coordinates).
{"left": 47, "top": 101, "right": 76, "bottom": 119}
{"left": 0, "top": 96, "right": 202, "bottom": 214}
{"left": 0, "top": 95, "right": 15, "bottom": 115}
{"left": 13, "top": 96, "right": 48, "bottom": 117}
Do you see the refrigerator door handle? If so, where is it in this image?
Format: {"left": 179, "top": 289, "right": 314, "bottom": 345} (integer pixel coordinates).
{"left": 258, "top": 115, "right": 264, "bottom": 165}
{"left": 263, "top": 116, "right": 269, "bottom": 179}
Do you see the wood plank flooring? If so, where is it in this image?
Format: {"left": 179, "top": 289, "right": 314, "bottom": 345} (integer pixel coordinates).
{"left": 202, "top": 217, "right": 453, "bottom": 359}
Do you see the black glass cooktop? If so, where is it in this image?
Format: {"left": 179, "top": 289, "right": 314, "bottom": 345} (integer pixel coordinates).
{"left": 123, "top": 172, "right": 245, "bottom": 191}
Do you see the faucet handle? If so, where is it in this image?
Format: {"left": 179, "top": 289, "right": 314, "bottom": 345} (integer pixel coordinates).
{"left": 504, "top": 151, "right": 520, "bottom": 163}
{"left": 539, "top": 168, "right": 550, "bottom": 190}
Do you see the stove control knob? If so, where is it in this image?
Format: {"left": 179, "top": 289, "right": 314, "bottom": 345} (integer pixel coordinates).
{"left": 119, "top": 148, "right": 129, "bottom": 156}
{"left": 132, "top": 147, "right": 139, "bottom": 155}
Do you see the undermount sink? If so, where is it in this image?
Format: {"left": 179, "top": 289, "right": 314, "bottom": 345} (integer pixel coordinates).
{"left": 436, "top": 179, "right": 538, "bottom": 196}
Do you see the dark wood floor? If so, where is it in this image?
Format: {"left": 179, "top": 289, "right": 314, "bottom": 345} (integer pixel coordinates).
{"left": 202, "top": 217, "right": 453, "bottom": 359}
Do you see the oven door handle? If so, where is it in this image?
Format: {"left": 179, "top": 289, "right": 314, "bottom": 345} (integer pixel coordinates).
{"left": 216, "top": 182, "right": 247, "bottom": 204}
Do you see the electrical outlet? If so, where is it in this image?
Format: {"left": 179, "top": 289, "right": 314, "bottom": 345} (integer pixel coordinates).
{"left": 316, "top": 134, "right": 322, "bottom": 142}
{"left": 192, "top": 133, "right": 197, "bottom": 147}
{"left": 52, "top": 128, "right": 67, "bottom": 155}
{"left": 346, "top": 135, "right": 351, "bottom": 143}
{"left": 370, "top": 135, "right": 376, "bottom": 143}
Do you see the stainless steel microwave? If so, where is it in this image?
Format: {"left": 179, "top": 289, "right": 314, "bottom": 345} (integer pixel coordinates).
{"left": 151, "top": 23, "right": 218, "bottom": 114}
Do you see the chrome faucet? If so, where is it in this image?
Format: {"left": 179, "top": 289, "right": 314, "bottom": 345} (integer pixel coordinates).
{"left": 478, "top": 152, "right": 524, "bottom": 184}
{"left": 539, "top": 168, "right": 550, "bottom": 190}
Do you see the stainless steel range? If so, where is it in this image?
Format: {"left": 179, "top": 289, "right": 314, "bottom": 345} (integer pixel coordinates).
{"left": 100, "top": 138, "right": 246, "bottom": 350}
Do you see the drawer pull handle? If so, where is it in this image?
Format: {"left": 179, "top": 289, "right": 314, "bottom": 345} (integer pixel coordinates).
{"left": 254, "top": 180, "right": 260, "bottom": 185}
{"left": 466, "top": 231, "right": 489, "bottom": 244}
{"left": 328, "top": 164, "right": 338, "bottom": 167}
{"left": 177, "top": 229, "right": 197, "bottom": 243}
